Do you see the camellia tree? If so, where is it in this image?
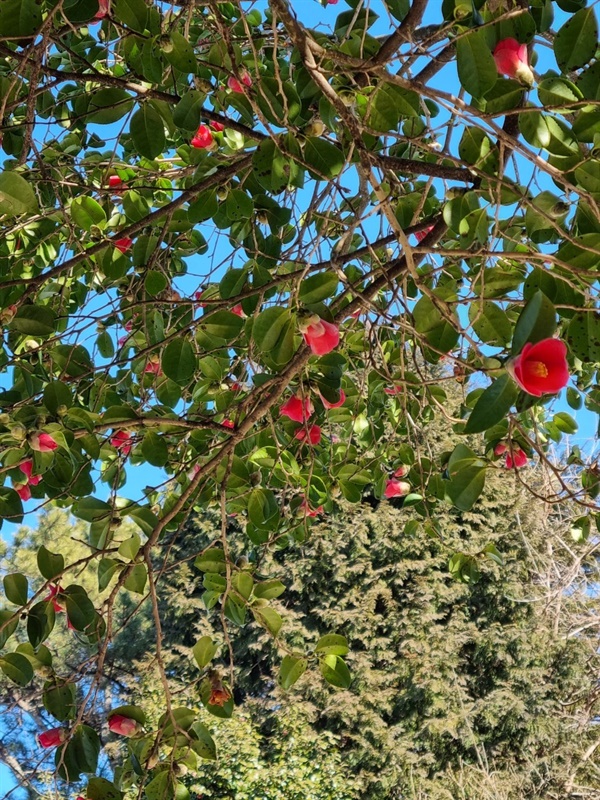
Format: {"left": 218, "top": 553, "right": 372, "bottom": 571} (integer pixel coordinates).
{"left": 1, "top": 0, "right": 600, "bottom": 796}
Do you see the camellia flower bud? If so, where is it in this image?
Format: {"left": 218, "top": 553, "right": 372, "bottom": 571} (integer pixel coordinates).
{"left": 108, "top": 714, "right": 139, "bottom": 737}
{"left": 384, "top": 479, "right": 411, "bottom": 499}
{"left": 38, "top": 727, "right": 66, "bottom": 748}
{"left": 29, "top": 432, "right": 58, "bottom": 452}
{"left": 492, "top": 38, "right": 534, "bottom": 86}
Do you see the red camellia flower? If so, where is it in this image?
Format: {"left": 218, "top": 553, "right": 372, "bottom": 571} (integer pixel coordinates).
{"left": 384, "top": 385, "right": 403, "bottom": 396}
{"left": 280, "top": 395, "right": 313, "bottom": 423}
{"left": 494, "top": 442, "right": 528, "bottom": 470}
{"left": 108, "top": 175, "right": 123, "bottom": 188}
{"left": 231, "top": 304, "right": 245, "bottom": 317}
{"left": 29, "top": 432, "right": 58, "bottom": 452}
{"left": 299, "top": 498, "right": 324, "bottom": 518}
{"left": 114, "top": 237, "right": 133, "bottom": 254}
{"left": 144, "top": 358, "right": 162, "bottom": 376}
{"left": 45, "top": 583, "right": 65, "bottom": 613}
{"left": 20, "top": 459, "right": 42, "bottom": 485}
{"left": 13, "top": 482, "right": 31, "bottom": 501}
{"left": 222, "top": 419, "right": 235, "bottom": 429}
{"left": 493, "top": 38, "right": 534, "bottom": 85}
{"left": 92, "top": 0, "right": 109, "bottom": 20}
{"left": 111, "top": 430, "right": 133, "bottom": 456}
{"left": 295, "top": 424, "right": 322, "bottom": 445}
{"left": 507, "top": 338, "right": 569, "bottom": 397}
{"left": 191, "top": 124, "right": 213, "bottom": 149}
{"left": 414, "top": 225, "right": 434, "bottom": 242}
{"left": 394, "top": 465, "right": 409, "bottom": 478}
{"left": 227, "top": 72, "right": 252, "bottom": 93}
{"left": 210, "top": 121, "right": 225, "bottom": 132}
{"left": 301, "top": 317, "right": 339, "bottom": 356}
{"left": 320, "top": 389, "right": 346, "bottom": 409}
{"left": 108, "top": 714, "right": 139, "bottom": 736}
{"left": 384, "top": 479, "right": 411, "bottom": 499}
{"left": 38, "top": 728, "right": 66, "bottom": 748}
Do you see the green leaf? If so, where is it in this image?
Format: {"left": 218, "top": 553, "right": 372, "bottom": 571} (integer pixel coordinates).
{"left": 130, "top": 105, "right": 165, "bottom": 160}
{"left": 413, "top": 291, "right": 460, "bottom": 363}
{"left": 194, "top": 548, "right": 227, "bottom": 573}
{"left": 256, "top": 77, "right": 302, "bottom": 126}
{"left": 86, "top": 778, "right": 124, "bottom": 800}
{"left": 118, "top": 532, "right": 141, "bottom": 561}
{"left": 86, "top": 89, "right": 133, "bottom": 125}
{"left": 0, "top": 652, "right": 34, "bottom": 686}
{"left": 27, "top": 601, "right": 55, "bottom": 648}
{"left": 142, "top": 431, "right": 169, "bottom": 467}
{"left": 161, "top": 339, "right": 196, "bottom": 384}
{"left": 446, "top": 445, "right": 487, "bottom": 511}
{"left": 64, "top": 586, "right": 97, "bottom": 631}
{"left": 319, "top": 654, "right": 351, "bottom": 689}
{"left": 98, "top": 559, "right": 122, "bottom": 592}
{"left": 144, "top": 771, "right": 172, "bottom": 800}
{"left": 0, "top": 487, "right": 23, "bottom": 527}
{"left": 43, "top": 381, "right": 73, "bottom": 415}
{"left": 566, "top": 312, "right": 600, "bottom": 363}
{"left": 124, "top": 563, "right": 147, "bottom": 595}
{"left": 51, "top": 344, "right": 93, "bottom": 377}
{"left": 192, "top": 635, "right": 218, "bottom": 669}
{"left": 299, "top": 273, "right": 339, "bottom": 305}
{"left": 190, "top": 721, "right": 217, "bottom": 761}
{"left": 366, "top": 82, "right": 419, "bottom": 131}
{"left": 163, "top": 31, "right": 197, "bottom": 74}
{"left": 554, "top": 8, "right": 598, "bottom": 71}
{"left": 70, "top": 196, "right": 107, "bottom": 231}
{"left": 173, "top": 90, "right": 205, "bottom": 131}
{"left": 202, "top": 310, "right": 245, "bottom": 341}
{"left": 10, "top": 305, "right": 57, "bottom": 337}
{"left": 468, "top": 301, "right": 511, "bottom": 346}
{"left": 73, "top": 497, "right": 112, "bottom": 523}
{"left": 144, "top": 270, "right": 168, "bottom": 297}
{"left": 253, "top": 579, "right": 285, "bottom": 600}
{"left": 0, "top": 170, "right": 39, "bottom": 215}
{"left": 253, "top": 606, "right": 283, "bottom": 637}
{"left": 0, "top": 610, "right": 19, "bottom": 649}
{"left": 456, "top": 30, "right": 497, "bottom": 98}
{"left": 113, "top": 0, "right": 148, "bottom": 32}
{"left": 464, "top": 374, "right": 519, "bottom": 434}
{"left": 511, "top": 290, "right": 556, "bottom": 355}
{"left": 303, "top": 138, "right": 345, "bottom": 180}
{"left": 0, "top": 0, "right": 42, "bottom": 38}
{"left": 56, "top": 725, "right": 100, "bottom": 781}
{"left": 279, "top": 655, "right": 308, "bottom": 689}
{"left": 43, "top": 679, "right": 76, "bottom": 721}
{"left": 3, "top": 573, "right": 28, "bottom": 606}
{"left": 37, "top": 545, "right": 65, "bottom": 580}
{"left": 315, "top": 633, "right": 350, "bottom": 656}
{"left": 247, "top": 488, "right": 280, "bottom": 530}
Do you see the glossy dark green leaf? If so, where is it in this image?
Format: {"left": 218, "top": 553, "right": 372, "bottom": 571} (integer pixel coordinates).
{"left": 464, "top": 374, "right": 519, "bottom": 434}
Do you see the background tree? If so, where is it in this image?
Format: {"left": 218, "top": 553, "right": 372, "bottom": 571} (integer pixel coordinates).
{"left": 1, "top": 0, "right": 600, "bottom": 798}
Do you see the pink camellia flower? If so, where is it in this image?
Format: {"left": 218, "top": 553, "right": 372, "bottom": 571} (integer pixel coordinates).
{"left": 210, "top": 121, "right": 226, "bottom": 132}
{"left": 227, "top": 72, "right": 252, "bottom": 93}
{"left": 492, "top": 38, "right": 534, "bottom": 86}
{"left": 394, "top": 465, "right": 409, "bottom": 478}
{"left": 414, "top": 225, "right": 434, "bottom": 242}
{"left": 38, "top": 728, "right": 66, "bottom": 748}
{"left": 110, "top": 430, "right": 132, "bottom": 456}
{"left": 299, "top": 498, "right": 324, "bottom": 518}
{"left": 280, "top": 395, "right": 313, "bottom": 423}
{"left": 328, "top": 0, "right": 339, "bottom": 4}
{"left": 295, "top": 424, "right": 322, "bottom": 445}
{"left": 29, "top": 432, "right": 58, "bottom": 452}
{"left": 45, "top": 583, "right": 65, "bottom": 613}
{"left": 91, "top": 0, "right": 109, "bottom": 20}
{"left": 13, "top": 482, "right": 31, "bottom": 501}
{"left": 231, "top": 304, "right": 245, "bottom": 317}
{"left": 108, "top": 714, "right": 139, "bottom": 737}
{"left": 191, "top": 124, "right": 213, "bottom": 149}
{"left": 114, "top": 237, "right": 133, "bottom": 254}
{"left": 187, "top": 463, "right": 201, "bottom": 480}
{"left": 384, "top": 385, "right": 403, "bottom": 396}
{"left": 320, "top": 389, "right": 346, "bottom": 409}
{"left": 20, "top": 459, "right": 42, "bottom": 485}
{"left": 144, "top": 358, "right": 163, "bottom": 376}
{"left": 384, "top": 479, "right": 411, "bottom": 499}
{"left": 301, "top": 317, "right": 339, "bottom": 356}
{"left": 507, "top": 338, "right": 569, "bottom": 397}
{"left": 494, "top": 442, "right": 528, "bottom": 470}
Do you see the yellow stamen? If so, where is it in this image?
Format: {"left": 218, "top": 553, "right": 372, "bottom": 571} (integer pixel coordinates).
{"left": 530, "top": 361, "right": 548, "bottom": 378}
